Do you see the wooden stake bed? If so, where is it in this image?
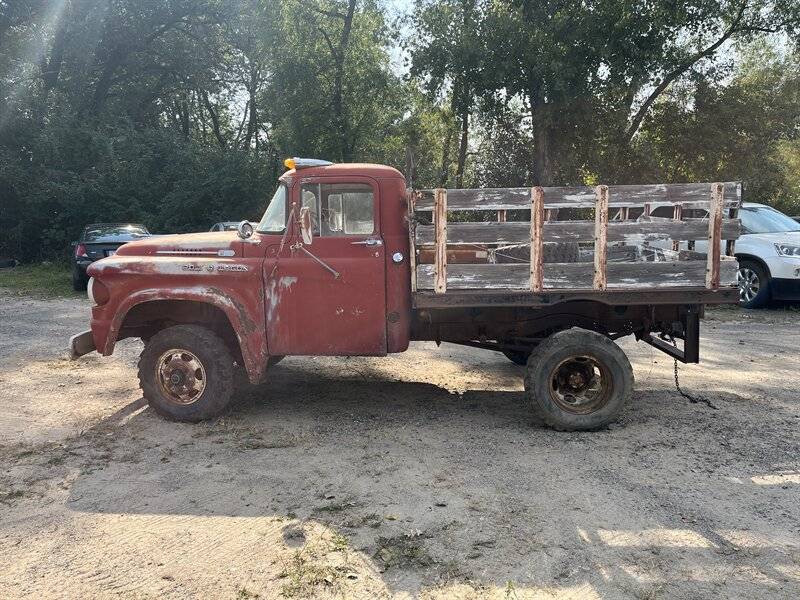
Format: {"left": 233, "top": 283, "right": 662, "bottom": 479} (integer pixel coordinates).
{"left": 409, "top": 182, "right": 742, "bottom": 303}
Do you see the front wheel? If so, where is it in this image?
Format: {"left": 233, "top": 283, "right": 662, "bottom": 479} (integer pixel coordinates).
{"left": 138, "top": 325, "right": 234, "bottom": 422}
{"left": 737, "top": 260, "right": 770, "bottom": 309}
{"left": 524, "top": 328, "right": 633, "bottom": 431}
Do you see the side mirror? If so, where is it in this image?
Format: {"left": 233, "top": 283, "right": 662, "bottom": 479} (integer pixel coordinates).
{"left": 237, "top": 220, "right": 254, "bottom": 239}
{"left": 299, "top": 206, "right": 313, "bottom": 245}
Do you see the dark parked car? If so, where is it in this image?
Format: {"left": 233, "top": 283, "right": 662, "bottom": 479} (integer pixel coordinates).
{"left": 72, "top": 223, "right": 150, "bottom": 290}
{"left": 209, "top": 221, "right": 241, "bottom": 232}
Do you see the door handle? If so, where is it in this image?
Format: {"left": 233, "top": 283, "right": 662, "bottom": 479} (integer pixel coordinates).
{"left": 351, "top": 239, "right": 382, "bottom": 246}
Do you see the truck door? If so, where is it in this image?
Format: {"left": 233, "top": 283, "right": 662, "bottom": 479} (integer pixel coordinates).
{"left": 265, "top": 176, "right": 388, "bottom": 356}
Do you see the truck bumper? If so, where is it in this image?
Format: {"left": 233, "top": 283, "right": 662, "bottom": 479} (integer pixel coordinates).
{"left": 69, "top": 330, "right": 96, "bottom": 360}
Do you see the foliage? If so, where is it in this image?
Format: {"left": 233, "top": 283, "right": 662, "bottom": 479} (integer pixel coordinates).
{"left": 1, "top": 0, "right": 800, "bottom": 263}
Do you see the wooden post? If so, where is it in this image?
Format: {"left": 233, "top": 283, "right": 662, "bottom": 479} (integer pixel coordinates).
{"left": 407, "top": 189, "right": 417, "bottom": 292}
{"left": 434, "top": 188, "right": 447, "bottom": 294}
{"left": 706, "top": 183, "right": 724, "bottom": 289}
{"left": 593, "top": 185, "right": 609, "bottom": 290}
{"left": 671, "top": 204, "right": 683, "bottom": 252}
{"left": 497, "top": 210, "right": 507, "bottom": 222}
{"left": 530, "top": 187, "right": 544, "bottom": 292}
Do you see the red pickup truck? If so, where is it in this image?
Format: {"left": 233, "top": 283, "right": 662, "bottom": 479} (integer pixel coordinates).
{"left": 70, "top": 158, "right": 741, "bottom": 430}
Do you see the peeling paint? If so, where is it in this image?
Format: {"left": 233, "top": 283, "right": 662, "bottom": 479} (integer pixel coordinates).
{"left": 265, "top": 276, "right": 297, "bottom": 325}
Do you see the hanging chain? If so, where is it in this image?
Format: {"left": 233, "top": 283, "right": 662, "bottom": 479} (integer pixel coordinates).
{"left": 668, "top": 336, "right": 718, "bottom": 410}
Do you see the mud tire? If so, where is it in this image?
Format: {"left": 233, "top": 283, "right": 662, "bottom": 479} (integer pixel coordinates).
{"left": 524, "top": 328, "right": 633, "bottom": 431}
{"left": 138, "top": 325, "right": 234, "bottom": 422}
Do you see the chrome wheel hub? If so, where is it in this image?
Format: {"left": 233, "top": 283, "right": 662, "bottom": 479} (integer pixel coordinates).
{"left": 737, "top": 267, "right": 760, "bottom": 303}
{"left": 156, "top": 349, "right": 206, "bottom": 405}
{"left": 548, "top": 356, "right": 610, "bottom": 414}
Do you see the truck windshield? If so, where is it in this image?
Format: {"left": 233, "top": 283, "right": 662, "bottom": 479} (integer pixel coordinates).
{"left": 257, "top": 185, "right": 287, "bottom": 233}
{"left": 740, "top": 206, "right": 800, "bottom": 234}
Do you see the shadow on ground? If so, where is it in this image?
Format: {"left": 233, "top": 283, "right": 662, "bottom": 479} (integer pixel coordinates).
{"left": 45, "top": 359, "right": 800, "bottom": 598}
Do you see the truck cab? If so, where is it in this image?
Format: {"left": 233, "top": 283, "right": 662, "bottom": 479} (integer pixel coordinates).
{"left": 71, "top": 160, "right": 412, "bottom": 421}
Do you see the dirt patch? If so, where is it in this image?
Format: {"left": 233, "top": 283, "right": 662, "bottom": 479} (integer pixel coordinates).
{"left": 0, "top": 293, "right": 799, "bottom": 598}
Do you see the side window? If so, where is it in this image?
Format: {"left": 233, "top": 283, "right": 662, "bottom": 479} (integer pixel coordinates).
{"left": 300, "top": 185, "right": 321, "bottom": 235}
{"left": 301, "top": 183, "right": 375, "bottom": 236}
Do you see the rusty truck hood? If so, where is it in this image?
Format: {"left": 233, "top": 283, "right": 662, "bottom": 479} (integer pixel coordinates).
{"left": 114, "top": 231, "right": 242, "bottom": 256}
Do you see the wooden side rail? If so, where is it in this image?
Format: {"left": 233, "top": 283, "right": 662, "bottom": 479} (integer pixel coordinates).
{"left": 413, "top": 182, "right": 741, "bottom": 211}
{"left": 417, "top": 261, "right": 739, "bottom": 290}
{"left": 417, "top": 181, "right": 742, "bottom": 294}
{"left": 415, "top": 219, "right": 741, "bottom": 245}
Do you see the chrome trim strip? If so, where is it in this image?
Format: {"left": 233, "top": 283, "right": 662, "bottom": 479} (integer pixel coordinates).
{"left": 155, "top": 250, "right": 219, "bottom": 255}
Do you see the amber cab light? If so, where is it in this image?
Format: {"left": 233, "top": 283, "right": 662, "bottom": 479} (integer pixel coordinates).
{"left": 88, "top": 278, "right": 110, "bottom": 306}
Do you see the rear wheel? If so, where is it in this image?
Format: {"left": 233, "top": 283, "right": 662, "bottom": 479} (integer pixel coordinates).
{"left": 524, "top": 328, "right": 633, "bottom": 431}
{"left": 72, "top": 266, "right": 88, "bottom": 291}
{"left": 737, "top": 260, "right": 770, "bottom": 309}
{"left": 138, "top": 325, "right": 234, "bottom": 422}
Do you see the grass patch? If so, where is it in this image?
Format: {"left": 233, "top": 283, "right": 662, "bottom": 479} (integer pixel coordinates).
{"left": 0, "top": 262, "right": 79, "bottom": 298}
{"left": 374, "top": 532, "right": 434, "bottom": 571}
{"left": 279, "top": 550, "right": 348, "bottom": 598}
{"left": 0, "top": 489, "right": 26, "bottom": 505}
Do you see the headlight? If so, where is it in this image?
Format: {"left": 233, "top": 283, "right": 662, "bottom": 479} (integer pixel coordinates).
{"left": 87, "top": 277, "right": 110, "bottom": 305}
{"left": 775, "top": 244, "right": 800, "bottom": 257}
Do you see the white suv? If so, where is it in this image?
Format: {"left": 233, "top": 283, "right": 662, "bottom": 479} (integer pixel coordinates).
{"left": 651, "top": 202, "right": 800, "bottom": 308}
{"left": 734, "top": 203, "right": 800, "bottom": 308}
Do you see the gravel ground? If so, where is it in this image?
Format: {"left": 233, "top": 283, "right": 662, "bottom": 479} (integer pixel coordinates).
{"left": 0, "top": 292, "right": 799, "bottom": 599}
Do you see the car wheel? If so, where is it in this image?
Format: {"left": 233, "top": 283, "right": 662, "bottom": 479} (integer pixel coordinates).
{"left": 737, "top": 260, "right": 770, "bottom": 309}
{"left": 72, "top": 266, "right": 88, "bottom": 291}
{"left": 523, "top": 328, "right": 633, "bottom": 431}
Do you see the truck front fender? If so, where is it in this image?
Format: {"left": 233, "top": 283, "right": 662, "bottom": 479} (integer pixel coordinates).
{"left": 102, "top": 287, "right": 268, "bottom": 384}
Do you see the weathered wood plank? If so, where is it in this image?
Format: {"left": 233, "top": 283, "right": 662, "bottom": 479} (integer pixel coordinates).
{"left": 434, "top": 188, "right": 447, "bottom": 294}
{"left": 530, "top": 187, "right": 544, "bottom": 292}
{"left": 414, "top": 182, "right": 742, "bottom": 211}
{"left": 706, "top": 182, "right": 724, "bottom": 289}
{"left": 407, "top": 188, "right": 417, "bottom": 293}
{"left": 415, "top": 219, "right": 741, "bottom": 245}
{"left": 593, "top": 186, "right": 609, "bottom": 290}
{"left": 417, "top": 260, "right": 739, "bottom": 290}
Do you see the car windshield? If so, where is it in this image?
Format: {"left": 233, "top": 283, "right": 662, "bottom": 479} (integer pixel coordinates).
{"left": 740, "top": 206, "right": 800, "bottom": 234}
{"left": 257, "top": 184, "right": 287, "bottom": 233}
{"left": 84, "top": 224, "right": 149, "bottom": 241}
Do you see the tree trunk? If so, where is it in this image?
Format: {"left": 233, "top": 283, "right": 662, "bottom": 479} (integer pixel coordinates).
{"left": 200, "top": 92, "right": 227, "bottom": 150}
{"left": 331, "top": 0, "right": 356, "bottom": 162}
{"left": 439, "top": 124, "right": 454, "bottom": 187}
{"left": 243, "top": 65, "right": 260, "bottom": 151}
{"left": 455, "top": 108, "right": 469, "bottom": 188}
{"left": 529, "top": 83, "right": 553, "bottom": 186}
